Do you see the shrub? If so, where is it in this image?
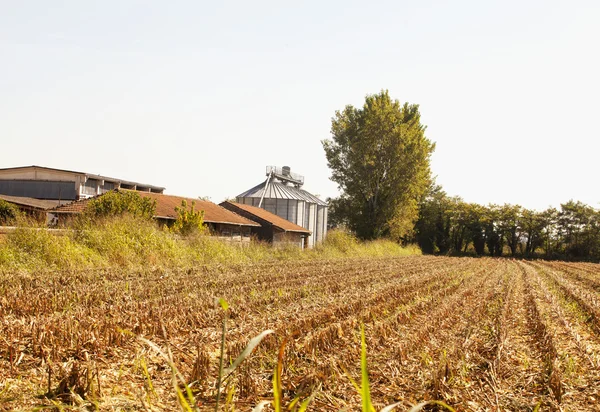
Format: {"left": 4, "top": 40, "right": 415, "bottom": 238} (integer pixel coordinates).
{"left": 6, "top": 226, "right": 101, "bottom": 269}
{"left": 171, "top": 200, "right": 207, "bottom": 236}
{"left": 0, "top": 199, "right": 20, "bottom": 225}
{"left": 84, "top": 190, "right": 156, "bottom": 220}
{"left": 320, "top": 229, "right": 359, "bottom": 253}
{"left": 75, "top": 214, "right": 179, "bottom": 267}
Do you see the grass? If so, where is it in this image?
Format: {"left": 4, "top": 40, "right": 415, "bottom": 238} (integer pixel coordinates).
{"left": 0, "top": 216, "right": 420, "bottom": 273}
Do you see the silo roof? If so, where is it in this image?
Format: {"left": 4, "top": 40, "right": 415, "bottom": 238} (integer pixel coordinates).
{"left": 237, "top": 181, "right": 328, "bottom": 206}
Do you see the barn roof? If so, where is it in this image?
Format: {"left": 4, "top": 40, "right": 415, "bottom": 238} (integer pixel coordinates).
{"left": 220, "top": 201, "right": 311, "bottom": 234}
{"left": 237, "top": 181, "right": 327, "bottom": 206}
{"left": 50, "top": 190, "right": 260, "bottom": 227}
{"left": 0, "top": 194, "right": 63, "bottom": 210}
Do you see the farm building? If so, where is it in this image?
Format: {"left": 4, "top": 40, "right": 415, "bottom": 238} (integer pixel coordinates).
{"left": 48, "top": 190, "right": 260, "bottom": 242}
{"left": 220, "top": 201, "right": 311, "bottom": 248}
{"left": 235, "top": 166, "right": 328, "bottom": 248}
{"left": 0, "top": 165, "right": 164, "bottom": 201}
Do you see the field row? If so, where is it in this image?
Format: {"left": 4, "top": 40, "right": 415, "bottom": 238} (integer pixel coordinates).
{"left": 1, "top": 257, "right": 600, "bottom": 410}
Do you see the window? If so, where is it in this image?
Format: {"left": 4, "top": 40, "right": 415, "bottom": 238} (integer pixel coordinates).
{"left": 82, "top": 179, "right": 98, "bottom": 196}
{"left": 101, "top": 181, "right": 115, "bottom": 193}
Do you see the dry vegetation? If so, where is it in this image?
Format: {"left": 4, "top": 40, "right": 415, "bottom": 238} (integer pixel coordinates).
{"left": 2, "top": 255, "right": 600, "bottom": 411}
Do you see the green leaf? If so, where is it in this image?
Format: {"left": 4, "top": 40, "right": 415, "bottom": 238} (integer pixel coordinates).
{"left": 222, "top": 329, "right": 274, "bottom": 378}
{"left": 297, "top": 394, "right": 314, "bottom": 412}
{"left": 218, "top": 298, "right": 229, "bottom": 311}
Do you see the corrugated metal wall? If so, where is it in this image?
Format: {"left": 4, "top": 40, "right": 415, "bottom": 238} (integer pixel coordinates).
{"left": 0, "top": 180, "right": 77, "bottom": 200}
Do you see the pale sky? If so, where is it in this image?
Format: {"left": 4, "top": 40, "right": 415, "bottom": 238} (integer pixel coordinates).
{"left": 1, "top": 1, "right": 598, "bottom": 211}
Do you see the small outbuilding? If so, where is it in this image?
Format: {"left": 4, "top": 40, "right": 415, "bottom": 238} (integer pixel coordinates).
{"left": 220, "top": 201, "right": 311, "bottom": 248}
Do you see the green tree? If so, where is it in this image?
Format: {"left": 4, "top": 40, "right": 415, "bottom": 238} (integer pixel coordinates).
{"left": 484, "top": 205, "right": 504, "bottom": 256}
{"left": 466, "top": 203, "right": 487, "bottom": 256}
{"left": 322, "top": 90, "right": 435, "bottom": 240}
{"left": 520, "top": 208, "right": 548, "bottom": 257}
{"left": 415, "top": 185, "right": 456, "bottom": 254}
{"left": 498, "top": 204, "right": 523, "bottom": 256}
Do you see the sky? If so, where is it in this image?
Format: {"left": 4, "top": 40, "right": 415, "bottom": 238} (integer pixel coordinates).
{"left": 1, "top": 0, "right": 599, "bottom": 211}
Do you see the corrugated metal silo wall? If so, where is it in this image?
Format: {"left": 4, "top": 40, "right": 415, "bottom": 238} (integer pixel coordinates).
{"left": 307, "top": 203, "right": 316, "bottom": 248}
{"left": 296, "top": 200, "right": 305, "bottom": 227}
{"left": 322, "top": 206, "right": 328, "bottom": 240}
{"left": 316, "top": 205, "right": 325, "bottom": 243}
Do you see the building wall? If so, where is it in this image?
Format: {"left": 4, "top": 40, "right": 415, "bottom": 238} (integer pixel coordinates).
{"left": 0, "top": 180, "right": 78, "bottom": 200}
{"left": 211, "top": 223, "right": 252, "bottom": 243}
{"left": 0, "top": 167, "right": 164, "bottom": 201}
{"left": 273, "top": 231, "right": 305, "bottom": 249}
{"left": 0, "top": 168, "right": 84, "bottom": 199}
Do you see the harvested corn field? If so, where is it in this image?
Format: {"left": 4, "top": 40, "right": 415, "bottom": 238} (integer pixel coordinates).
{"left": 1, "top": 256, "right": 600, "bottom": 411}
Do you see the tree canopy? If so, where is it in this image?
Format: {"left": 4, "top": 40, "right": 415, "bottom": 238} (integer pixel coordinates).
{"left": 415, "top": 188, "right": 600, "bottom": 261}
{"left": 322, "top": 90, "right": 435, "bottom": 240}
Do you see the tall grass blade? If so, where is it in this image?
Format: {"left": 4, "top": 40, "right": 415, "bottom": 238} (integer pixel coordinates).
{"left": 138, "top": 336, "right": 196, "bottom": 411}
{"left": 360, "top": 325, "right": 375, "bottom": 412}
{"left": 338, "top": 362, "right": 361, "bottom": 394}
{"left": 222, "top": 329, "right": 275, "bottom": 378}
{"left": 272, "top": 337, "right": 287, "bottom": 412}
{"left": 215, "top": 299, "right": 229, "bottom": 411}
{"left": 296, "top": 394, "right": 313, "bottom": 412}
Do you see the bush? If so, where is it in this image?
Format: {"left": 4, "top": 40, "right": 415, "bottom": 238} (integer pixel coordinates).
{"left": 74, "top": 214, "right": 179, "bottom": 267}
{"left": 84, "top": 191, "right": 156, "bottom": 220}
{"left": 170, "top": 200, "right": 207, "bottom": 236}
{"left": 0, "top": 199, "right": 20, "bottom": 226}
{"left": 320, "top": 230, "right": 359, "bottom": 253}
{"left": 0, "top": 216, "right": 421, "bottom": 272}
{"left": 6, "top": 226, "right": 101, "bottom": 270}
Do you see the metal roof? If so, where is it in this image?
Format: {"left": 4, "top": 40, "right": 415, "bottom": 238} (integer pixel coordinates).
{"left": 0, "top": 165, "right": 165, "bottom": 191}
{"left": 220, "top": 202, "right": 311, "bottom": 234}
{"left": 237, "top": 181, "right": 328, "bottom": 206}
{"left": 0, "top": 194, "right": 63, "bottom": 210}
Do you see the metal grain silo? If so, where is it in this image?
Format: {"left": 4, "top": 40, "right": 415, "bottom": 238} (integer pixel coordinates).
{"left": 236, "top": 166, "right": 328, "bottom": 248}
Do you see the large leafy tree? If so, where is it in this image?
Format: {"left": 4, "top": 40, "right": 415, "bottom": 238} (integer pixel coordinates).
{"left": 322, "top": 90, "right": 435, "bottom": 240}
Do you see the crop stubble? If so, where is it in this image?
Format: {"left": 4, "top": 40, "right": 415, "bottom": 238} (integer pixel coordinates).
{"left": 1, "top": 256, "right": 600, "bottom": 410}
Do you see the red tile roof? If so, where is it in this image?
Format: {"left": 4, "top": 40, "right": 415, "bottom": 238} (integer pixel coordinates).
{"left": 220, "top": 202, "right": 311, "bottom": 234}
{"left": 50, "top": 191, "right": 260, "bottom": 227}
